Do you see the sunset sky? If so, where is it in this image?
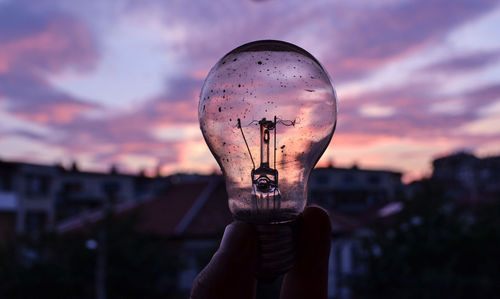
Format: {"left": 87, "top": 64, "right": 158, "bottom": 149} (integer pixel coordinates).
{"left": 1, "top": 0, "right": 499, "bottom": 182}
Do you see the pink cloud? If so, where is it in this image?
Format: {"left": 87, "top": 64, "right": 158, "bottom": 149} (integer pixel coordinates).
{"left": 421, "top": 50, "right": 500, "bottom": 74}
{"left": 0, "top": 16, "right": 96, "bottom": 74}
{"left": 0, "top": 3, "right": 99, "bottom": 125}
{"left": 138, "top": 0, "right": 497, "bottom": 82}
{"left": 2, "top": 0, "right": 499, "bottom": 178}
{"left": 12, "top": 101, "right": 95, "bottom": 125}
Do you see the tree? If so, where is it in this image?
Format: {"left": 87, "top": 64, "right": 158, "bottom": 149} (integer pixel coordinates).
{"left": 352, "top": 180, "right": 500, "bottom": 298}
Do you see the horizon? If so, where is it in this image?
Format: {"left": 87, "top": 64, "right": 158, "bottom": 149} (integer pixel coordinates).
{"left": 2, "top": 149, "right": 492, "bottom": 182}
{"left": 1, "top": 0, "right": 500, "bottom": 183}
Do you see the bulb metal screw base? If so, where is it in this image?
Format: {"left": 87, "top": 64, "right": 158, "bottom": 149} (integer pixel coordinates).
{"left": 253, "top": 217, "right": 301, "bottom": 281}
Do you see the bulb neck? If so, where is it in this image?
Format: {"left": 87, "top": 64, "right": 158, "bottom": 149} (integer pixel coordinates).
{"left": 253, "top": 217, "right": 301, "bottom": 281}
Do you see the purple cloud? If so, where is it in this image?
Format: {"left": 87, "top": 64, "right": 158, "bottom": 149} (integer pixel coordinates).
{"left": 0, "top": 1, "right": 97, "bottom": 74}
{"left": 0, "top": 73, "right": 99, "bottom": 124}
{"left": 0, "top": 0, "right": 99, "bottom": 124}
{"left": 421, "top": 50, "right": 500, "bottom": 74}
{"left": 1, "top": 0, "right": 499, "bottom": 176}
{"left": 338, "top": 81, "right": 490, "bottom": 138}
{"left": 322, "top": 0, "right": 499, "bottom": 80}
{"left": 131, "top": 0, "right": 498, "bottom": 82}
{"left": 466, "top": 82, "right": 500, "bottom": 103}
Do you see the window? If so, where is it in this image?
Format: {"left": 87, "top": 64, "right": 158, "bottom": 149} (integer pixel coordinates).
{"left": 102, "top": 182, "right": 121, "bottom": 196}
{"left": 316, "top": 174, "right": 329, "bottom": 185}
{"left": 62, "top": 181, "right": 83, "bottom": 194}
{"left": 25, "top": 211, "right": 47, "bottom": 233}
{"left": 25, "top": 175, "right": 50, "bottom": 197}
{"left": 368, "top": 175, "right": 381, "bottom": 185}
{"left": 343, "top": 174, "right": 355, "bottom": 184}
{"left": 0, "top": 174, "right": 13, "bottom": 191}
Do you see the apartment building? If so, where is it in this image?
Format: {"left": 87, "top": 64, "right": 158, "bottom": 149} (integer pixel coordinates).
{"left": 0, "top": 160, "right": 159, "bottom": 234}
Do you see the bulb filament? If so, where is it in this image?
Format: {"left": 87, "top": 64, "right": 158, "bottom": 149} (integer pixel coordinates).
{"left": 238, "top": 116, "right": 282, "bottom": 215}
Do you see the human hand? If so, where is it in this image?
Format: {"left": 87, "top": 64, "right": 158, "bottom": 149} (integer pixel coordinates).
{"left": 190, "top": 206, "right": 332, "bottom": 299}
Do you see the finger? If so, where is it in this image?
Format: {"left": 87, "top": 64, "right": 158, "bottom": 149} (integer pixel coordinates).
{"left": 281, "top": 206, "right": 332, "bottom": 299}
{"left": 190, "top": 221, "right": 258, "bottom": 299}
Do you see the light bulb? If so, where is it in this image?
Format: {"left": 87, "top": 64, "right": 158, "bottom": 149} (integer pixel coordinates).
{"left": 199, "top": 40, "right": 337, "bottom": 276}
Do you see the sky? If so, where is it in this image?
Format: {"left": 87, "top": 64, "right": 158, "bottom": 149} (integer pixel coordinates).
{"left": 1, "top": 0, "right": 500, "bottom": 182}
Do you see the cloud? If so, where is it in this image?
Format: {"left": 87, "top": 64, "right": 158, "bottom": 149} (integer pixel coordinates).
{"left": 421, "top": 50, "right": 500, "bottom": 74}
{"left": 0, "top": 1, "right": 99, "bottom": 124}
{"left": 163, "top": 76, "right": 204, "bottom": 103}
{"left": 0, "top": 2, "right": 97, "bottom": 74}
{"left": 324, "top": 0, "right": 499, "bottom": 80}
{"left": 429, "top": 99, "right": 467, "bottom": 115}
{"left": 466, "top": 82, "right": 500, "bottom": 103}
{"left": 337, "top": 79, "right": 500, "bottom": 140}
{"left": 1, "top": 0, "right": 499, "bottom": 179}
{"left": 460, "top": 116, "right": 500, "bottom": 136}
{"left": 43, "top": 92, "right": 203, "bottom": 172}
{"left": 0, "top": 73, "right": 99, "bottom": 124}
{"left": 359, "top": 104, "right": 397, "bottom": 118}
{"left": 476, "top": 100, "right": 500, "bottom": 117}
{"left": 130, "top": 0, "right": 499, "bottom": 82}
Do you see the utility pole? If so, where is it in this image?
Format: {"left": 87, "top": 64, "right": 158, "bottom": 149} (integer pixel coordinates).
{"left": 96, "top": 229, "right": 107, "bottom": 299}
{"left": 96, "top": 183, "right": 118, "bottom": 299}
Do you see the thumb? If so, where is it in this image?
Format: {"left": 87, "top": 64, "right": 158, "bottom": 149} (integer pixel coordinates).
{"left": 190, "top": 221, "right": 258, "bottom": 299}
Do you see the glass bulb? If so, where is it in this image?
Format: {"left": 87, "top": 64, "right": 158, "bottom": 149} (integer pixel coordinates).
{"left": 199, "top": 40, "right": 337, "bottom": 225}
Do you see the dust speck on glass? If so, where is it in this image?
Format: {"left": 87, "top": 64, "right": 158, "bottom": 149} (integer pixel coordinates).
{"left": 199, "top": 40, "right": 337, "bottom": 224}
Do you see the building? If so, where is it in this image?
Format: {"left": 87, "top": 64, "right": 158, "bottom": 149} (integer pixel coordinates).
{"left": 309, "top": 166, "right": 403, "bottom": 214}
{"left": 56, "top": 166, "right": 405, "bottom": 297}
{"left": 0, "top": 161, "right": 61, "bottom": 234}
{"left": 57, "top": 174, "right": 231, "bottom": 295}
{"left": 432, "top": 151, "right": 500, "bottom": 201}
{"left": 56, "top": 169, "right": 141, "bottom": 221}
{"left": 2, "top": 158, "right": 408, "bottom": 297}
{"left": 0, "top": 160, "right": 160, "bottom": 235}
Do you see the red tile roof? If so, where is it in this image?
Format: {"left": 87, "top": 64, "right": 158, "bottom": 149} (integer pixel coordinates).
{"left": 183, "top": 180, "right": 232, "bottom": 236}
{"left": 57, "top": 177, "right": 232, "bottom": 237}
{"left": 57, "top": 175, "right": 403, "bottom": 237}
{"left": 135, "top": 180, "right": 210, "bottom": 235}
